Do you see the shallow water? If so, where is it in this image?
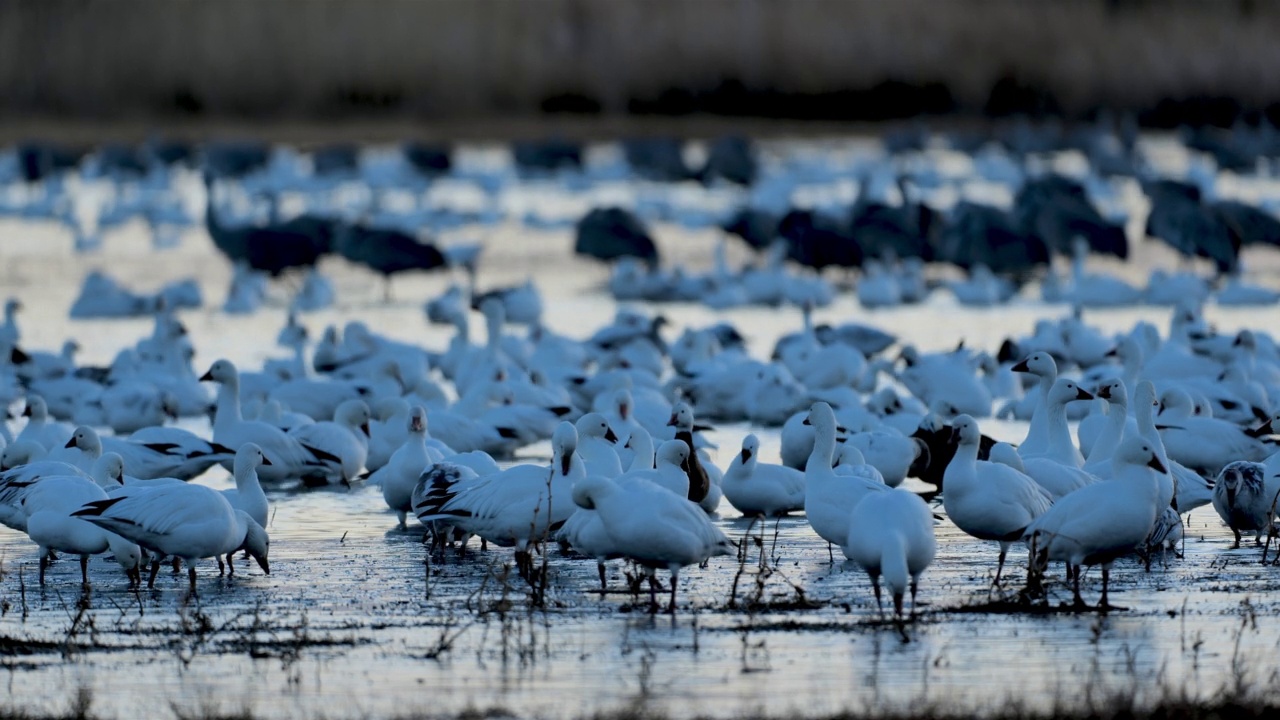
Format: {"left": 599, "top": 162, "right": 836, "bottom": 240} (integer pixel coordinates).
{"left": 4, "top": 137, "right": 1280, "bottom": 719}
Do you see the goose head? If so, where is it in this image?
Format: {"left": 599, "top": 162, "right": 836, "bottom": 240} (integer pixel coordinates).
{"left": 949, "top": 414, "right": 981, "bottom": 446}
{"left": 1217, "top": 461, "right": 1265, "bottom": 508}
{"left": 552, "top": 422, "right": 578, "bottom": 475}
{"left": 802, "top": 401, "right": 837, "bottom": 431}
{"left": 199, "top": 358, "right": 239, "bottom": 385}
{"left": 1048, "top": 378, "right": 1093, "bottom": 406}
{"left": 1115, "top": 436, "right": 1167, "bottom": 475}
{"left": 235, "top": 443, "right": 271, "bottom": 475}
{"left": 988, "top": 442, "right": 1024, "bottom": 472}
{"left": 575, "top": 413, "right": 618, "bottom": 443}
{"left": 238, "top": 513, "right": 271, "bottom": 575}
{"left": 23, "top": 395, "right": 47, "bottom": 420}
{"left": 656, "top": 440, "right": 690, "bottom": 472}
{"left": 1010, "top": 351, "right": 1056, "bottom": 378}
{"left": 835, "top": 444, "right": 866, "bottom": 467}
{"left": 0, "top": 440, "right": 44, "bottom": 470}
{"left": 92, "top": 452, "right": 126, "bottom": 487}
{"left": 1096, "top": 379, "right": 1125, "bottom": 403}
{"left": 335, "top": 399, "right": 372, "bottom": 437}
{"left": 65, "top": 426, "right": 103, "bottom": 457}
{"left": 739, "top": 434, "right": 759, "bottom": 465}
{"left": 613, "top": 389, "right": 633, "bottom": 422}
{"left": 408, "top": 405, "right": 428, "bottom": 434}
{"left": 667, "top": 402, "right": 695, "bottom": 432}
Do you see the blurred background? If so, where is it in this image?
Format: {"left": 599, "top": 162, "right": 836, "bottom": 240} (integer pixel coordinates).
{"left": 2, "top": 0, "right": 1278, "bottom": 140}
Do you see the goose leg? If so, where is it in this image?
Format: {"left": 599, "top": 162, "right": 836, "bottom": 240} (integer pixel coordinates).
{"left": 1071, "top": 565, "right": 1084, "bottom": 607}
{"left": 1233, "top": 528, "right": 1242, "bottom": 550}
{"left": 870, "top": 572, "right": 883, "bottom": 618}
{"left": 994, "top": 544, "right": 1008, "bottom": 587}
{"left": 893, "top": 592, "right": 905, "bottom": 620}
{"left": 226, "top": 553, "right": 236, "bottom": 576}
{"left": 909, "top": 577, "right": 919, "bottom": 620}
{"left": 148, "top": 558, "right": 162, "bottom": 588}
{"left": 217, "top": 556, "right": 225, "bottom": 576}
{"left": 39, "top": 554, "right": 49, "bottom": 586}
{"left": 668, "top": 570, "right": 678, "bottom": 614}
{"left": 597, "top": 561, "right": 607, "bottom": 591}
{"left": 188, "top": 564, "right": 198, "bottom": 589}
{"left": 80, "top": 555, "right": 90, "bottom": 586}
{"left": 1100, "top": 565, "right": 1110, "bottom": 609}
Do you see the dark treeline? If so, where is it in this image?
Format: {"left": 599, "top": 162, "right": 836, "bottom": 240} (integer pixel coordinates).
{"left": 1, "top": 0, "right": 1279, "bottom": 129}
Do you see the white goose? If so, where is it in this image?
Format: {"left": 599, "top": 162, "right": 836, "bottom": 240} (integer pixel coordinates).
{"left": 843, "top": 486, "right": 936, "bottom": 619}
{"left": 288, "top": 399, "right": 371, "bottom": 485}
{"left": 1019, "top": 378, "right": 1092, "bottom": 468}
{"left": 570, "top": 474, "right": 735, "bottom": 613}
{"left": 222, "top": 444, "right": 271, "bottom": 529}
{"left": 200, "top": 359, "right": 339, "bottom": 484}
{"left": 1010, "top": 351, "right": 1058, "bottom": 457}
{"left": 72, "top": 482, "right": 270, "bottom": 588}
{"left": 372, "top": 406, "right": 434, "bottom": 528}
{"left": 16, "top": 396, "right": 73, "bottom": 453}
{"left": 943, "top": 414, "right": 1053, "bottom": 586}
{"left": 1022, "top": 436, "right": 1165, "bottom": 607}
{"left": 721, "top": 434, "right": 805, "bottom": 517}
{"left": 575, "top": 412, "right": 622, "bottom": 478}
{"left": 101, "top": 426, "right": 236, "bottom": 482}
{"left": 803, "top": 402, "right": 887, "bottom": 557}
{"left": 413, "top": 422, "right": 584, "bottom": 576}
{"left": 1156, "top": 388, "right": 1273, "bottom": 476}
{"left": 21, "top": 472, "right": 144, "bottom": 587}
{"left": 1210, "top": 461, "right": 1276, "bottom": 549}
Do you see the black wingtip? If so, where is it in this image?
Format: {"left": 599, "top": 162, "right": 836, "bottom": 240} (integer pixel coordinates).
{"left": 71, "top": 495, "right": 129, "bottom": 518}
{"left": 496, "top": 426, "right": 519, "bottom": 439}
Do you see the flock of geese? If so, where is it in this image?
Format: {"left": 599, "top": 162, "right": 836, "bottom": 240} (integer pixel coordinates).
{"left": 1, "top": 273, "right": 1280, "bottom": 617}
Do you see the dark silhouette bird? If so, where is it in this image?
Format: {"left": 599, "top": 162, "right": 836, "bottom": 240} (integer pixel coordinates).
{"left": 403, "top": 143, "right": 452, "bottom": 177}
{"left": 1144, "top": 180, "right": 1241, "bottom": 275}
{"left": 333, "top": 222, "right": 447, "bottom": 300}
{"left": 574, "top": 207, "right": 659, "bottom": 268}
{"left": 778, "top": 209, "right": 863, "bottom": 270}
{"left": 721, "top": 208, "right": 779, "bottom": 251}
{"left": 849, "top": 178, "right": 940, "bottom": 262}
{"left": 512, "top": 138, "right": 582, "bottom": 173}
{"left": 202, "top": 142, "right": 271, "bottom": 179}
{"left": 935, "top": 202, "right": 1049, "bottom": 282}
{"left": 701, "top": 135, "right": 757, "bottom": 186}
{"left": 1014, "top": 174, "right": 1128, "bottom": 259}
{"left": 622, "top": 137, "right": 694, "bottom": 182}
{"left": 16, "top": 142, "right": 84, "bottom": 183}
{"left": 203, "top": 176, "right": 332, "bottom": 277}
{"left": 310, "top": 144, "right": 360, "bottom": 177}
{"left": 909, "top": 415, "right": 996, "bottom": 490}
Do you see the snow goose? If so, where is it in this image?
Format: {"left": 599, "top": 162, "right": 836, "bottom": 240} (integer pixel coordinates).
{"left": 222, "top": 444, "right": 271, "bottom": 528}
{"left": 832, "top": 445, "right": 887, "bottom": 484}
{"left": 943, "top": 414, "right": 1052, "bottom": 586}
{"left": 200, "top": 359, "right": 341, "bottom": 484}
{"left": 616, "top": 424, "right": 654, "bottom": 471}
{"left": 1156, "top": 389, "right": 1273, "bottom": 476}
{"left": 1018, "top": 378, "right": 1092, "bottom": 468}
{"left": 413, "top": 422, "right": 584, "bottom": 576}
{"left": 570, "top": 474, "right": 735, "bottom": 613}
{"left": 667, "top": 402, "right": 712, "bottom": 504}
{"left": 843, "top": 486, "right": 936, "bottom": 619}
{"left": 100, "top": 381, "right": 178, "bottom": 434}
{"left": 21, "top": 470, "right": 143, "bottom": 587}
{"left": 287, "top": 399, "right": 371, "bottom": 485}
{"left": 803, "top": 402, "right": 887, "bottom": 556}
{"left": 101, "top": 427, "right": 235, "bottom": 481}
{"left": 575, "top": 413, "right": 622, "bottom": 478}
{"left": 73, "top": 483, "right": 270, "bottom": 589}
{"left": 845, "top": 430, "right": 923, "bottom": 488}
{"left": 46, "top": 426, "right": 104, "bottom": 474}
{"left": 371, "top": 406, "right": 435, "bottom": 528}
{"left": 1211, "top": 461, "right": 1276, "bottom": 549}
{"left": 721, "top": 434, "right": 805, "bottom": 516}
{"left": 1010, "top": 351, "right": 1058, "bottom": 457}
{"left": 16, "top": 396, "right": 73, "bottom": 451}
{"left": 1082, "top": 379, "right": 1131, "bottom": 474}
{"left": 897, "top": 345, "right": 992, "bottom": 417}
{"left": 0, "top": 440, "right": 49, "bottom": 471}
{"left": 1023, "top": 436, "right": 1165, "bottom": 607}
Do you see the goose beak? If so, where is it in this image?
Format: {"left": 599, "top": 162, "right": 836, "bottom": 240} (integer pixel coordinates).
{"left": 1011, "top": 359, "right": 1030, "bottom": 373}
{"left": 1104, "top": 347, "right": 1118, "bottom": 358}
{"left": 741, "top": 448, "right": 752, "bottom": 464}
{"left": 199, "top": 370, "right": 214, "bottom": 382}
{"left": 256, "top": 556, "right": 270, "bottom": 575}
{"left": 560, "top": 454, "right": 572, "bottom": 476}
{"left": 604, "top": 427, "right": 618, "bottom": 443}
{"left": 1075, "top": 388, "right": 1094, "bottom": 401}
{"left": 1097, "top": 385, "right": 1112, "bottom": 400}
{"left": 261, "top": 456, "right": 273, "bottom": 466}
{"left": 1148, "top": 456, "right": 1168, "bottom": 474}
{"left": 64, "top": 437, "right": 77, "bottom": 448}
{"left": 802, "top": 417, "right": 811, "bottom": 426}
{"left": 666, "top": 414, "right": 678, "bottom": 427}
{"left": 360, "top": 422, "right": 370, "bottom": 438}
{"left": 21, "top": 404, "right": 31, "bottom": 417}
